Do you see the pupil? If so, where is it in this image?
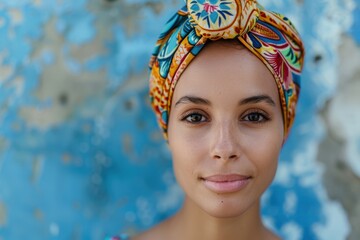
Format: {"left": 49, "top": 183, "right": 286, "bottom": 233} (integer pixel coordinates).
{"left": 249, "top": 113, "right": 260, "bottom": 121}
{"left": 191, "top": 114, "right": 201, "bottom": 122}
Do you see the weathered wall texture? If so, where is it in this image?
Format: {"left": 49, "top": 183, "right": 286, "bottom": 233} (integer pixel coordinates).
{"left": 0, "top": 0, "right": 359, "bottom": 239}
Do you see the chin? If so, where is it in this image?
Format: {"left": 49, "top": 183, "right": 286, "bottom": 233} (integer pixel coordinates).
{"left": 198, "top": 196, "right": 256, "bottom": 219}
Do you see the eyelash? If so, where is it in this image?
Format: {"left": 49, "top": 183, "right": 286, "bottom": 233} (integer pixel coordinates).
{"left": 181, "top": 111, "right": 208, "bottom": 124}
{"left": 241, "top": 110, "right": 270, "bottom": 124}
{"left": 180, "top": 110, "right": 270, "bottom": 124}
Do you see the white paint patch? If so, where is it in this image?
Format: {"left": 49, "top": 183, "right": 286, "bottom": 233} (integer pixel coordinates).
{"left": 11, "top": 76, "right": 24, "bottom": 97}
{"left": 136, "top": 197, "right": 155, "bottom": 226}
{"left": 327, "top": 36, "right": 360, "bottom": 177}
{"left": 291, "top": 119, "right": 324, "bottom": 187}
{"left": 33, "top": 0, "right": 42, "bottom": 7}
{"left": 8, "top": 8, "right": 23, "bottom": 25}
{"left": 284, "top": 191, "right": 297, "bottom": 215}
{"left": 290, "top": 117, "right": 349, "bottom": 239}
{"left": 309, "top": 0, "right": 356, "bottom": 107}
{"left": 31, "top": 155, "right": 44, "bottom": 183}
{"left": 313, "top": 201, "right": 351, "bottom": 239}
{"left": 281, "top": 222, "right": 303, "bottom": 240}
{"left": 0, "top": 50, "right": 14, "bottom": 82}
{"left": 49, "top": 222, "right": 60, "bottom": 236}
{"left": 327, "top": 79, "right": 360, "bottom": 177}
{"left": 327, "top": 78, "right": 360, "bottom": 141}
{"left": 274, "top": 162, "right": 292, "bottom": 186}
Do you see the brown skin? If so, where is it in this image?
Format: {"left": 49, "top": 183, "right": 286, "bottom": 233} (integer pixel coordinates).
{"left": 134, "top": 40, "right": 283, "bottom": 240}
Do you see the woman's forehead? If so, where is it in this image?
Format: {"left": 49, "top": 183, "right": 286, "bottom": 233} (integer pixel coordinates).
{"left": 173, "top": 41, "right": 279, "bottom": 103}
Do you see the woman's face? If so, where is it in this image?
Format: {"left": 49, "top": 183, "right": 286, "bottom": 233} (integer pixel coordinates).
{"left": 167, "top": 40, "right": 284, "bottom": 218}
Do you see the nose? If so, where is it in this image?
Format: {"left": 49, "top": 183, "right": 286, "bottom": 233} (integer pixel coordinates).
{"left": 210, "top": 121, "right": 241, "bottom": 161}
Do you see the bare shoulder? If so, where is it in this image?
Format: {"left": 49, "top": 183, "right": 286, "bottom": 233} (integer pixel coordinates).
{"left": 132, "top": 218, "right": 173, "bottom": 240}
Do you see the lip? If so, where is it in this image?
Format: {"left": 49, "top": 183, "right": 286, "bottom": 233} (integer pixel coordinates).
{"left": 201, "top": 174, "right": 251, "bottom": 194}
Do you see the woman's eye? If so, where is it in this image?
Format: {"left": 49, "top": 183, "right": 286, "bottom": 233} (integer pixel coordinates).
{"left": 183, "top": 113, "right": 207, "bottom": 123}
{"left": 242, "top": 112, "right": 268, "bottom": 123}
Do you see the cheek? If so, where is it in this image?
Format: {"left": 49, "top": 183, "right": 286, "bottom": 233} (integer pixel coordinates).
{"left": 170, "top": 146, "right": 198, "bottom": 194}
{"left": 170, "top": 137, "right": 204, "bottom": 170}
{"left": 168, "top": 126, "right": 209, "bottom": 194}
{"left": 249, "top": 127, "right": 283, "bottom": 179}
{"left": 169, "top": 132, "right": 196, "bottom": 183}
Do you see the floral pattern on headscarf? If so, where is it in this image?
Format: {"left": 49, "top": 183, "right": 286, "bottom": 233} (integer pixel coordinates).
{"left": 149, "top": 0, "right": 305, "bottom": 140}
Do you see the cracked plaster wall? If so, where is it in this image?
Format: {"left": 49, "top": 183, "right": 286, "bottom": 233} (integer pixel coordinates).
{"left": 0, "top": 0, "right": 359, "bottom": 239}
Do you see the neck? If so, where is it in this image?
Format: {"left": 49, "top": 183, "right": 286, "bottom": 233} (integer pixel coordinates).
{"left": 168, "top": 197, "right": 272, "bottom": 240}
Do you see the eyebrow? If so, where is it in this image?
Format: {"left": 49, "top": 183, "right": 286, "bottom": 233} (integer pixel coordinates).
{"left": 239, "top": 95, "right": 276, "bottom": 106}
{"left": 174, "top": 94, "right": 276, "bottom": 107}
{"left": 175, "top": 96, "right": 211, "bottom": 107}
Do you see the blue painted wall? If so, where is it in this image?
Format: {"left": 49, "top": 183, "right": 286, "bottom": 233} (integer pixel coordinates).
{"left": 0, "top": 0, "right": 359, "bottom": 239}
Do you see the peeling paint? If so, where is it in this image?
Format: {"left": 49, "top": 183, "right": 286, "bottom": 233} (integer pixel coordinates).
{"left": 33, "top": 208, "right": 44, "bottom": 220}
{"left": 0, "top": 202, "right": 7, "bottom": 226}
{"left": 31, "top": 156, "right": 44, "bottom": 183}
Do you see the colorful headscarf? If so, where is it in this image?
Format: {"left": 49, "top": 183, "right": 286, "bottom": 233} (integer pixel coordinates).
{"left": 149, "top": 0, "right": 305, "bottom": 139}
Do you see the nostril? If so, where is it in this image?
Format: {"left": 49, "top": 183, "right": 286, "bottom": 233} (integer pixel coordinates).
{"left": 213, "top": 154, "right": 238, "bottom": 160}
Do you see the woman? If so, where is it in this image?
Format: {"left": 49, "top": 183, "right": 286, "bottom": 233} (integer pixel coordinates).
{"left": 113, "top": 0, "right": 304, "bottom": 239}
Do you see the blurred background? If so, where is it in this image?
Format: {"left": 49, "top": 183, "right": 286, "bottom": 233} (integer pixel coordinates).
{"left": 0, "top": 0, "right": 359, "bottom": 239}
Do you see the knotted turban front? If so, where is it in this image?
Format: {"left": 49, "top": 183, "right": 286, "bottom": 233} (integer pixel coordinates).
{"left": 149, "top": 0, "right": 305, "bottom": 139}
